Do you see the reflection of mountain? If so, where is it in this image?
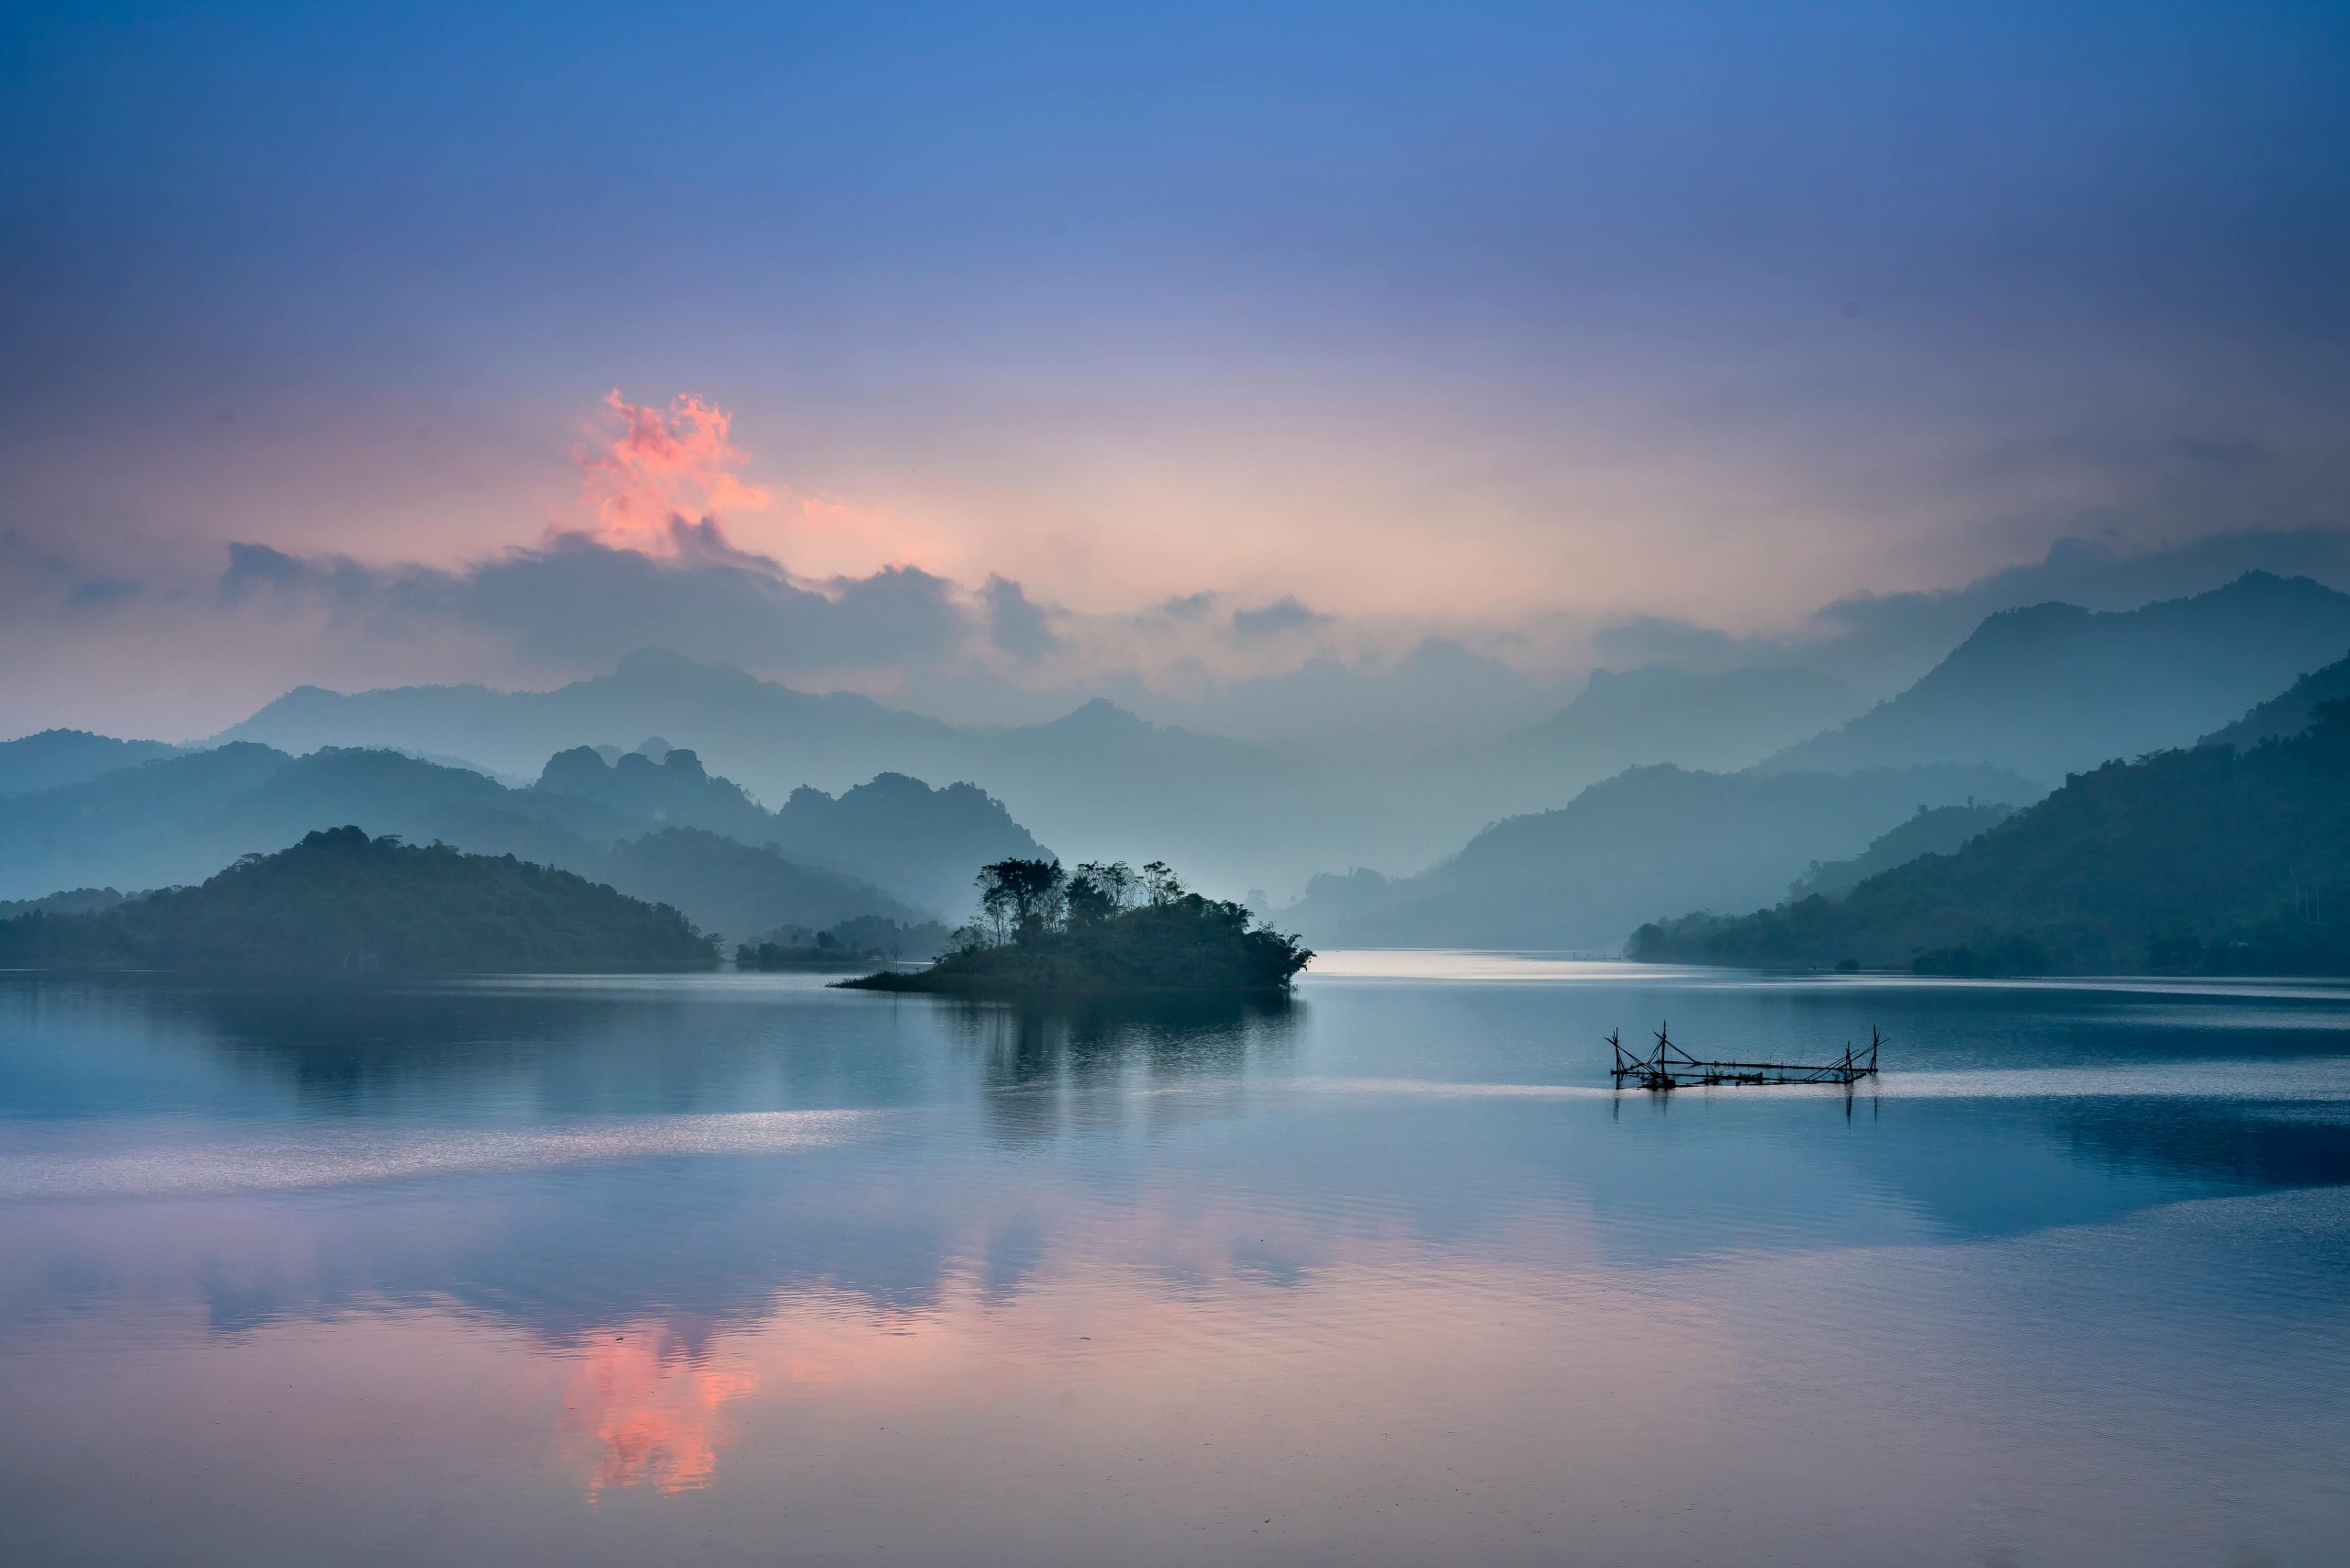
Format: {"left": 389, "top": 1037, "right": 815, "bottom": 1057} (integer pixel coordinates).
{"left": 14, "top": 971, "right": 2347, "bottom": 1362}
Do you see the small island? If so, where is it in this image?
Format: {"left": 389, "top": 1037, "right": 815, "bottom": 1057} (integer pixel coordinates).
{"left": 0, "top": 826, "right": 720, "bottom": 973}
{"left": 838, "top": 858, "right": 1312, "bottom": 997}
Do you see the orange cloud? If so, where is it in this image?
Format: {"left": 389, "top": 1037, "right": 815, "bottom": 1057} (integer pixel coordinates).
{"left": 561, "top": 1328, "right": 761, "bottom": 1500}
{"left": 579, "top": 390, "right": 776, "bottom": 553}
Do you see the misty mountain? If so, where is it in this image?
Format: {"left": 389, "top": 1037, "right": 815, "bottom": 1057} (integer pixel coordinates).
{"left": 0, "top": 729, "right": 178, "bottom": 796}
{"left": 0, "top": 744, "right": 1010, "bottom": 941}
{"left": 1632, "top": 701, "right": 2350, "bottom": 975}
{"left": 1282, "top": 760, "right": 2031, "bottom": 952}
{"left": 1598, "top": 526, "right": 2350, "bottom": 700}
{"left": 533, "top": 745, "right": 1043, "bottom": 915}
{"left": 767, "top": 772, "right": 1046, "bottom": 918}
{"left": 589, "top": 827, "right": 924, "bottom": 943}
{"left": 1449, "top": 665, "right": 1862, "bottom": 819}
{"left": 536, "top": 745, "right": 780, "bottom": 845}
{"left": 1761, "top": 573, "right": 2350, "bottom": 784}
{"left": 216, "top": 649, "right": 1369, "bottom": 900}
{"left": 957, "top": 699, "right": 1366, "bottom": 896}
{"left": 1130, "top": 637, "right": 1564, "bottom": 756}
{"left": 1784, "top": 801, "right": 2016, "bottom": 902}
{"left": 0, "top": 887, "right": 125, "bottom": 921}
{"left": 219, "top": 648, "right": 971, "bottom": 793}
{"left": 2201, "top": 649, "right": 2350, "bottom": 751}
{"left": 0, "top": 742, "right": 302, "bottom": 895}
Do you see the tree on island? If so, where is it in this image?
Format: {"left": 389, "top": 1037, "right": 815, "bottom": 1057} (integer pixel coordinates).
{"left": 840, "top": 857, "right": 1312, "bottom": 996}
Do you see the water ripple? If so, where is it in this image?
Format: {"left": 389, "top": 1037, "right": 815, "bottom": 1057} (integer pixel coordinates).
{"left": 0, "top": 1108, "right": 880, "bottom": 1200}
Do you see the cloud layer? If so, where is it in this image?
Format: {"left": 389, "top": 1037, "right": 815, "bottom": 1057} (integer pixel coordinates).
{"left": 218, "top": 523, "right": 968, "bottom": 674}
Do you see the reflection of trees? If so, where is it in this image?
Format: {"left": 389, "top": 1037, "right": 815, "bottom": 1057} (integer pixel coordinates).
{"left": 943, "top": 995, "right": 1300, "bottom": 1144}
{"left": 154, "top": 979, "right": 643, "bottom": 1104}
{"left": 160, "top": 979, "right": 843, "bottom": 1117}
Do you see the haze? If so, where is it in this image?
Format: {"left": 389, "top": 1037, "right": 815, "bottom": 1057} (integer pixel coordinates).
{"left": 6, "top": 1, "right": 2348, "bottom": 740}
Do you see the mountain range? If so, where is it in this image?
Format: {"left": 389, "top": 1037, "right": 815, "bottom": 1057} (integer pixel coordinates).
{"left": 0, "top": 743, "right": 1040, "bottom": 943}
{"left": 0, "top": 729, "right": 179, "bottom": 797}
{"left": 1630, "top": 697, "right": 2350, "bottom": 974}
{"left": 218, "top": 650, "right": 1358, "bottom": 898}
{"left": 2201, "top": 648, "right": 2350, "bottom": 752}
{"left": 14, "top": 568, "right": 2350, "bottom": 956}
{"left": 1762, "top": 573, "right": 2350, "bottom": 783}
{"left": 1281, "top": 760, "right": 2032, "bottom": 951}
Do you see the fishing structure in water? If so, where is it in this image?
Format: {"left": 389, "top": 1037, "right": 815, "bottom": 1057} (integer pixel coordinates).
{"left": 1608, "top": 1023, "right": 1881, "bottom": 1092}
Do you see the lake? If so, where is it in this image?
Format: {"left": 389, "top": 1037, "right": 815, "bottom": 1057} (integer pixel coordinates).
{"left": 4, "top": 954, "right": 2348, "bottom": 1566}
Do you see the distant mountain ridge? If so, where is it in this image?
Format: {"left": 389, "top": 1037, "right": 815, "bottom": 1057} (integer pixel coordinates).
{"left": 0, "top": 729, "right": 178, "bottom": 796}
{"left": 1283, "top": 759, "right": 2033, "bottom": 951}
{"left": 218, "top": 649, "right": 970, "bottom": 792}
{"left": 1762, "top": 573, "right": 2350, "bottom": 783}
{"left": 533, "top": 745, "right": 1042, "bottom": 915}
{"left": 2201, "top": 649, "right": 2350, "bottom": 751}
{"left": 217, "top": 651, "right": 1370, "bottom": 898}
{"left": 1632, "top": 700, "right": 2350, "bottom": 975}
{"left": 0, "top": 742, "right": 1038, "bottom": 941}
{"left": 1455, "top": 665, "right": 1862, "bottom": 818}
{"left": 1785, "top": 801, "right": 2016, "bottom": 902}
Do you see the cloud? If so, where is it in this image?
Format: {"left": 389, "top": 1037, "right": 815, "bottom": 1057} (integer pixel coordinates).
{"left": 981, "top": 576, "right": 1058, "bottom": 660}
{"left": 1, "top": 528, "right": 146, "bottom": 617}
{"left": 579, "top": 391, "right": 775, "bottom": 553}
{"left": 218, "top": 526, "right": 968, "bottom": 672}
{"left": 1230, "top": 595, "right": 1329, "bottom": 638}
{"left": 1595, "top": 524, "right": 2350, "bottom": 696}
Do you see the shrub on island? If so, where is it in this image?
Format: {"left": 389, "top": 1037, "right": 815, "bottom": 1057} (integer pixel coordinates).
{"left": 839, "top": 858, "right": 1311, "bottom": 997}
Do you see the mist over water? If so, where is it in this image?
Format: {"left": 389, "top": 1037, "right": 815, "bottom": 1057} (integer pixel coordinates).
{"left": 5, "top": 960, "right": 2347, "bottom": 1567}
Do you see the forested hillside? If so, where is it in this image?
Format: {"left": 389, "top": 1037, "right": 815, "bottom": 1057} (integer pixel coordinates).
{"left": 1631, "top": 702, "right": 2350, "bottom": 974}
{"left": 0, "top": 828, "right": 719, "bottom": 972}
{"left": 0, "top": 743, "right": 1034, "bottom": 938}
{"left": 1283, "top": 761, "right": 2030, "bottom": 951}
{"left": 1762, "top": 573, "right": 2350, "bottom": 782}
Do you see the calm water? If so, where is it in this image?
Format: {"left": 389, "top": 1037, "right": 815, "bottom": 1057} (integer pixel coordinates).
{"left": 5, "top": 955, "right": 2349, "bottom": 1567}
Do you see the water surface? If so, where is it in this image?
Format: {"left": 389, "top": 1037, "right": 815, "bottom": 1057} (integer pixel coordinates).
{"left": 5, "top": 955, "right": 2348, "bottom": 1566}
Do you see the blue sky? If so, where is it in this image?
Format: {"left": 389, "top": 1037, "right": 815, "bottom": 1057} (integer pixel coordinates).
{"left": 3, "top": 1, "right": 2348, "bottom": 731}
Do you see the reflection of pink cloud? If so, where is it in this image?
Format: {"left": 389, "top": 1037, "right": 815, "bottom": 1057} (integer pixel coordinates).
{"left": 560, "top": 1327, "right": 760, "bottom": 1500}
{"left": 579, "top": 390, "right": 776, "bottom": 553}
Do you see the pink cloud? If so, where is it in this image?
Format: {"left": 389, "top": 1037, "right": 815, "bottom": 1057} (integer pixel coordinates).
{"left": 578, "top": 390, "right": 776, "bottom": 552}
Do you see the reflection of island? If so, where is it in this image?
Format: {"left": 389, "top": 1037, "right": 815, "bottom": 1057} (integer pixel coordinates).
{"left": 841, "top": 859, "right": 1311, "bottom": 997}
{"left": 24, "top": 972, "right": 2350, "bottom": 1364}
{"left": 944, "top": 994, "right": 1301, "bottom": 1144}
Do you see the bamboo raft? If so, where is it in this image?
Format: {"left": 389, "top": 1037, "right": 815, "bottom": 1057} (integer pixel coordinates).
{"left": 1608, "top": 1024, "right": 1881, "bottom": 1092}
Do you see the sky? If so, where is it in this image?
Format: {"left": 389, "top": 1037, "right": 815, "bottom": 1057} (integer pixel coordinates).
{"left": 4, "top": 0, "right": 2349, "bottom": 738}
